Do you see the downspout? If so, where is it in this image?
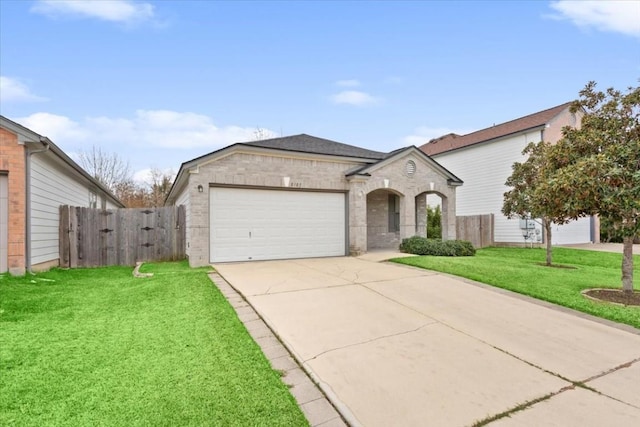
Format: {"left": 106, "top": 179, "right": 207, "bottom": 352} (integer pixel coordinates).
{"left": 24, "top": 137, "right": 50, "bottom": 272}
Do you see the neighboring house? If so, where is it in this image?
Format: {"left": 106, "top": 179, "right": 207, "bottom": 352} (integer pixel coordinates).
{"left": 420, "top": 103, "right": 596, "bottom": 246}
{"left": 0, "top": 116, "right": 124, "bottom": 275}
{"left": 165, "top": 134, "right": 462, "bottom": 266}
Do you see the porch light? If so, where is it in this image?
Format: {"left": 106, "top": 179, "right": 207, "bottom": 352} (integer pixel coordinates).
{"left": 197, "top": 185, "right": 204, "bottom": 193}
{"left": 383, "top": 179, "right": 390, "bottom": 188}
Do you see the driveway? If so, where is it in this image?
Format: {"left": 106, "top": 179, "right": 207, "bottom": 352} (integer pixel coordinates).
{"left": 214, "top": 256, "right": 640, "bottom": 426}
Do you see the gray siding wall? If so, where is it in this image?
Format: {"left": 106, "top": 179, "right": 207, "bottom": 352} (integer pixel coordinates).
{"left": 30, "top": 155, "right": 93, "bottom": 266}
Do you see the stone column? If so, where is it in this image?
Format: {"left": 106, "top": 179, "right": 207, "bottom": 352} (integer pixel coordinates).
{"left": 348, "top": 182, "right": 367, "bottom": 255}
{"left": 400, "top": 193, "right": 416, "bottom": 240}
{"left": 415, "top": 193, "right": 427, "bottom": 238}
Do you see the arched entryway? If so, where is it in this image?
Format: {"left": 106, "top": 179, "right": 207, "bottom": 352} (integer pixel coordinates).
{"left": 366, "top": 189, "right": 404, "bottom": 250}
{"left": 416, "top": 191, "right": 450, "bottom": 240}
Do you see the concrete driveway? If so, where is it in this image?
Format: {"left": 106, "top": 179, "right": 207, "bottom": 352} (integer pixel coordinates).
{"left": 214, "top": 256, "right": 640, "bottom": 426}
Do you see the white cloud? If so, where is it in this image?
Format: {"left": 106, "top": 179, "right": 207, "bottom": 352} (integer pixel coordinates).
{"left": 549, "top": 1, "right": 640, "bottom": 38}
{"left": 0, "top": 76, "right": 48, "bottom": 103}
{"left": 16, "top": 112, "right": 89, "bottom": 140}
{"left": 335, "top": 79, "right": 361, "bottom": 87}
{"left": 402, "top": 126, "right": 471, "bottom": 147}
{"left": 14, "top": 110, "right": 273, "bottom": 149}
{"left": 330, "top": 90, "right": 380, "bottom": 107}
{"left": 31, "top": 0, "right": 155, "bottom": 24}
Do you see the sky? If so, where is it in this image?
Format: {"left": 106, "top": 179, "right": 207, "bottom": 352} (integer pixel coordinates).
{"left": 1, "top": 0, "right": 639, "bottom": 184}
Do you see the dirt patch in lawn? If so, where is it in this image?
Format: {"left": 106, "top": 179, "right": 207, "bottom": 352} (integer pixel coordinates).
{"left": 535, "top": 262, "right": 577, "bottom": 269}
{"left": 582, "top": 289, "right": 640, "bottom": 307}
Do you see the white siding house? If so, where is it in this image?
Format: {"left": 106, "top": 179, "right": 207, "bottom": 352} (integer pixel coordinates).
{"left": 421, "top": 103, "right": 595, "bottom": 246}
{"left": 1, "top": 116, "right": 123, "bottom": 274}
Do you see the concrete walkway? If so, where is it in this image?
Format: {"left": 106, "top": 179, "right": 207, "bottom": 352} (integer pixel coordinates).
{"left": 561, "top": 242, "right": 640, "bottom": 254}
{"left": 213, "top": 255, "right": 640, "bottom": 426}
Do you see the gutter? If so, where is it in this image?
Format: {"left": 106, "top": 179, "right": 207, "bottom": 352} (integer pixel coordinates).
{"left": 25, "top": 137, "right": 50, "bottom": 272}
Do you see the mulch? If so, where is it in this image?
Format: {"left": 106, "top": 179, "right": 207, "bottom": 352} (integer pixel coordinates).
{"left": 583, "top": 289, "right": 640, "bottom": 307}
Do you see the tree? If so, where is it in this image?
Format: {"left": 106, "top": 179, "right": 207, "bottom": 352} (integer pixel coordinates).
{"left": 502, "top": 141, "right": 571, "bottom": 266}
{"left": 78, "top": 146, "right": 132, "bottom": 193}
{"left": 547, "top": 82, "right": 639, "bottom": 292}
{"left": 426, "top": 205, "right": 442, "bottom": 239}
{"left": 146, "top": 168, "right": 174, "bottom": 207}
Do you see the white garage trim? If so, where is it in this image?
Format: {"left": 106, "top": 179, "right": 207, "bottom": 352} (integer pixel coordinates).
{"left": 210, "top": 187, "right": 347, "bottom": 262}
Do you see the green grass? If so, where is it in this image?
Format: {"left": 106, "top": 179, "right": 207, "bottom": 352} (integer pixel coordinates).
{"left": 0, "top": 261, "right": 308, "bottom": 427}
{"left": 393, "top": 247, "right": 640, "bottom": 329}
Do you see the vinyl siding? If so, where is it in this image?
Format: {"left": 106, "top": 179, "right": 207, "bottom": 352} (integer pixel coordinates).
{"left": 432, "top": 131, "right": 542, "bottom": 243}
{"left": 432, "top": 130, "right": 592, "bottom": 244}
{"left": 29, "top": 155, "right": 92, "bottom": 265}
{"left": 175, "top": 185, "right": 191, "bottom": 257}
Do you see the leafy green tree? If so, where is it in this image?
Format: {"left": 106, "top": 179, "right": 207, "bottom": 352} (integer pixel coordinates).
{"left": 503, "top": 141, "right": 570, "bottom": 266}
{"left": 548, "top": 82, "right": 639, "bottom": 292}
{"left": 426, "top": 205, "right": 442, "bottom": 239}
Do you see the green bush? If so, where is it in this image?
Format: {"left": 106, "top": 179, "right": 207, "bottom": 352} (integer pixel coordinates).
{"left": 426, "top": 205, "right": 442, "bottom": 239}
{"left": 399, "top": 236, "right": 476, "bottom": 256}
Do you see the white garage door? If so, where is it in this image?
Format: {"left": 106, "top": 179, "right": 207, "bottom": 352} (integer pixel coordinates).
{"left": 210, "top": 187, "right": 346, "bottom": 263}
{"left": 552, "top": 217, "right": 593, "bottom": 245}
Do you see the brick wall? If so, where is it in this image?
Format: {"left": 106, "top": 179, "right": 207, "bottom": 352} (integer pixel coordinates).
{"left": 0, "top": 128, "right": 26, "bottom": 275}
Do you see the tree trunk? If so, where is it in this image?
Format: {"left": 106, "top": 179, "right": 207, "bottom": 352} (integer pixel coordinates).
{"left": 544, "top": 220, "right": 553, "bottom": 266}
{"left": 621, "top": 235, "right": 634, "bottom": 293}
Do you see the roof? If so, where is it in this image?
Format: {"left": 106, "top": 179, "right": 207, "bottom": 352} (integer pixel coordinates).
{"left": 420, "top": 102, "right": 572, "bottom": 156}
{"left": 243, "top": 134, "right": 388, "bottom": 160}
{"left": 0, "top": 115, "right": 125, "bottom": 208}
{"left": 165, "top": 134, "right": 462, "bottom": 204}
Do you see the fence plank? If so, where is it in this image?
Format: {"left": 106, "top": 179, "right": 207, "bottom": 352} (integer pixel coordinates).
{"left": 59, "top": 206, "right": 70, "bottom": 268}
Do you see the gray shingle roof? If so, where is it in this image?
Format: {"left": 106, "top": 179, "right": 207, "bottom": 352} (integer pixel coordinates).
{"left": 242, "top": 134, "right": 388, "bottom": 160}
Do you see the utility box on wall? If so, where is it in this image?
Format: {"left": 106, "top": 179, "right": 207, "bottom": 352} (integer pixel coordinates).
{"left": 519, "top": 218, "right": 536, "bottom": 230}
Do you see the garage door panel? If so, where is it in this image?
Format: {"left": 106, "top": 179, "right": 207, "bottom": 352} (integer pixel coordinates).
{"left": 210, "top": 188, "right": 346, "bottom": 263}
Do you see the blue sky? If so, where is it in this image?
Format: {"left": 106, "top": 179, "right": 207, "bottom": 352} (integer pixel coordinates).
{"left": 1, "top": 1, "right": 638, "bottom": 182}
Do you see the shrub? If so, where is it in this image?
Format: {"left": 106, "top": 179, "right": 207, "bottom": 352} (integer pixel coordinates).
{"left": 399, "top": 236, "right": 476, "bottom": 256}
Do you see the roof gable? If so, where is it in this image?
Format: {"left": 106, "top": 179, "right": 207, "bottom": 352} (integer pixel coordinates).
{"left": 420, "top": 102, "right": 572, "bottom": 156}
{"left": 347, "top": 146, "right": 463, "bottom": 185}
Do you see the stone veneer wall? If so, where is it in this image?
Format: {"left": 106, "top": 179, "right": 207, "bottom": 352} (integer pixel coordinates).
{"left": 0, "top": 128, "right": 26, "bottom": 275}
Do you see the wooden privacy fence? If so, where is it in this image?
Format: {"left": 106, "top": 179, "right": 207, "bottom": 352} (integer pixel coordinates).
{"left": 456, "top": 214, "right": 494, "bottom": 248}
{"left": 59, "top": 205, "right": 186, "bottom": 268}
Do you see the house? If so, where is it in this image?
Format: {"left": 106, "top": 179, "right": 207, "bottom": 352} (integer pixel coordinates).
{"left": 0, "top": 116, "right": 123, "bottom": 275}
{"left": 420, "top": 103, "right": 596, "bottom": 246}
{"left": 165, "top": 134, "right": 462, "bottom": 266}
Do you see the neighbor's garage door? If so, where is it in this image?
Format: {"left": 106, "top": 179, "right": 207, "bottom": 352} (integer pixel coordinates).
{"left": 210, "top": 187, "right": 346, "bottom": 262}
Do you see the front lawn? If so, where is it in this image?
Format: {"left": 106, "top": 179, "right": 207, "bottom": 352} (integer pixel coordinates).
{"left": 393, "top": 247, "right": 640, "bottom": 329}
{"left": 0, "top": 261, "right": 307, "bottom": 426}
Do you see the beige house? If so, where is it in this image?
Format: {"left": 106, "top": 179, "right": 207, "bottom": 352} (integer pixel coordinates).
{"left": 166, "top": 134, "right": 462, "bottom": 266}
